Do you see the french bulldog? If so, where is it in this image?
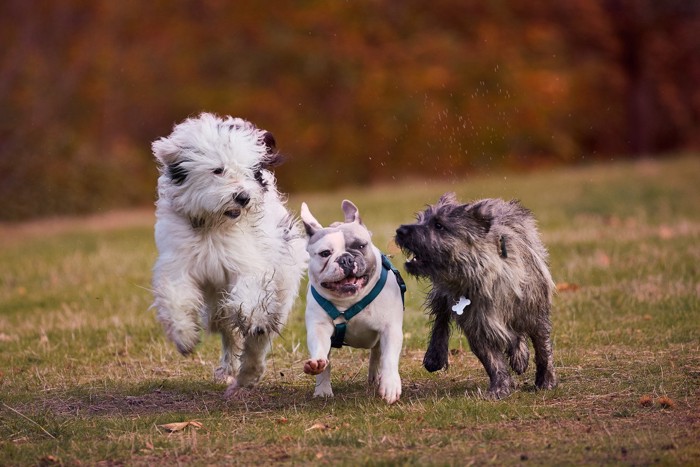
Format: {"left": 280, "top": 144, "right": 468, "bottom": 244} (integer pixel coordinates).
{"left": 300, "top": 200, "right": 405, "bottom": 404}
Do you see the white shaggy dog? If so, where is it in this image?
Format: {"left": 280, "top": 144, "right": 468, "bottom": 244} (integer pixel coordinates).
{"left": 151, "top": 113, "right": 308, "bottom": 396}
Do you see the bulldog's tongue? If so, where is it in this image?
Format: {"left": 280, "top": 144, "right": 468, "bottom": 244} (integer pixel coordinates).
{"left": 321, "top": 275, "right": 365, "bottom": 294}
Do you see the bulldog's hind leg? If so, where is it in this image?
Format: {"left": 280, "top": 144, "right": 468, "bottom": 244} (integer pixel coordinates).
{"left": 377, "top": 326, "right": 403, "bottom": 404}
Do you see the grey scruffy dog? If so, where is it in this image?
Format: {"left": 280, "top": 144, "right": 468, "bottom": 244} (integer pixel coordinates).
{"left": 395, "top": 193, "right": 557, "bottom": 399}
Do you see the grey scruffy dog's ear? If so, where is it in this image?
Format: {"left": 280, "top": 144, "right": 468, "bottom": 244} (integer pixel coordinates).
{"left": 341, "top": 200, "right": 362, "bottom": 224}
{"left": 438, "top": 192, "right": 459, "bottom": 206}
{"left": 464, "top": 202, "right": 493, "bottom": 234}
{"left": 300, "top": 202, "right": 323, "bottom": 237}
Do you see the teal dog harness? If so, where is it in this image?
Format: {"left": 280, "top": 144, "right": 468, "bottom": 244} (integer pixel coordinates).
{"left": 310, "top": 254, "right": 406, "bottom": 348}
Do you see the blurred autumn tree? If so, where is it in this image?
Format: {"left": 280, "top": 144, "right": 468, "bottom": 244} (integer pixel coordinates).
{"left": 1, "top": 0, "right": 698, "bottom": 220}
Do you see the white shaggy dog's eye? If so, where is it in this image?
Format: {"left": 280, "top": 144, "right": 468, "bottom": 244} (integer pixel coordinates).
{"left": 213, "top": 168, "right": 224, "bottom": 175}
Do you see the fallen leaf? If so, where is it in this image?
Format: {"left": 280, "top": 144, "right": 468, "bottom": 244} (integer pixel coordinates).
{"left": 0, "top": 333, "right": 18, "bottom": 342}
{"left": 638, "top": 395, "right": 653, "bottom": 407}
{"left": 657, "top": 396, "right": 675, "bottom": 409}
{"left": 158, "top": 420, "right": 203, "bottom": 432}
{"left": 556, "top": 282, "right": 580, "bottom": 292}
{"left": 305, "top": 422, "right": 330, "bottom": 432}
{"left": 595, "top": 251, "right": 611, "bottom": 267}
{"left": 38, "top": 455, "right": 60, "bottom": 465}
{"left": 277, "top": 417, "right": 289, "bottom": 424}
{"left": 658, "top": 226, "right": 674, "bottom": 239}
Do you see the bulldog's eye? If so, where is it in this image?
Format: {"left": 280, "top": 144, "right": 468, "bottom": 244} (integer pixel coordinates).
{"left": 212, "top": 168, "right": 224, "bottom": 175}
{"left": 319, "top": 250, "right": 332, "bottom": 258}
{"left": 358, "top": 243, "right": 366, "bottom": 250}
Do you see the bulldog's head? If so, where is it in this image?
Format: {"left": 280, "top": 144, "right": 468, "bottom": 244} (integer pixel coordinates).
{"left": 301, "top": 200, "right": 378, "bottom": 299}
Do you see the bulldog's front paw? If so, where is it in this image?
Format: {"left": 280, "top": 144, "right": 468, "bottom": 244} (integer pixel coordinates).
{"left": 378, "top": 372, "right": 402, "bottom": 404}
{"left": 313, "top": 384, "right": 334, "bottom": 398}
{"left": 303, "top": 358, "right": 328, "bottom": 375}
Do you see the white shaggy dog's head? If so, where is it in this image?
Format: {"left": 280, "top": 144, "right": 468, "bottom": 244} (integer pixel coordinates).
{"left": 152, "top": 113, "right": 283, "bottom": 227}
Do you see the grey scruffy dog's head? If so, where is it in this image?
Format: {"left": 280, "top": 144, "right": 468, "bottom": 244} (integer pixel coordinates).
{"left": 395, "top": 192, "right": 525, "bottom": 290}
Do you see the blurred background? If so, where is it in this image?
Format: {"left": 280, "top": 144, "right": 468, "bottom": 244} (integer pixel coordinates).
{"left": 1, "top": 0, "right": 699, "bottom": 221}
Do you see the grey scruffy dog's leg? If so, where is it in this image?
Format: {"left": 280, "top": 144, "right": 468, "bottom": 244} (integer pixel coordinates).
{"left": 423, "top": 293, "right": 452, "bottom": 372}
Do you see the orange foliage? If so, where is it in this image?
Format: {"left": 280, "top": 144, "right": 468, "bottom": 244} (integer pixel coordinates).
{"left": 0, "top": 0, "right": 698, "bottom": 219}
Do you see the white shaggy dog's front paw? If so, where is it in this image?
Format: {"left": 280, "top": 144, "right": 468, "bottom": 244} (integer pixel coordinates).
{"left": 167, "top": 323, "right": 201, "bottom": 356}
{"left": 378, "top": 372, "right": 402, "bottom": 404}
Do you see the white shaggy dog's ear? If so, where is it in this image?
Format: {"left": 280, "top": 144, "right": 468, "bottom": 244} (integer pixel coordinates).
{"left": 300, "top": 202, "right": 323, "bottom": 237}
{"left": 259, "top": 131, "right": 286, "bottom": 170}
{"left": 341, "top": 200, "right": 362, "bottom": 225}
{"left": 152, "top": 137, "right": 189, "bottom": 185}
{"left": 152, "top": 137, "right": 182, "bottom": 167}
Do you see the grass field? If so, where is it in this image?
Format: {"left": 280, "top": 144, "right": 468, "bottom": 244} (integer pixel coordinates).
{"left": 1, "top": 156, "right": 699, "bottom": 465}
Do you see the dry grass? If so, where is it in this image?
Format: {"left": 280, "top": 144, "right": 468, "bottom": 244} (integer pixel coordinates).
{"left": 1, "top": 155, "right": 699, "bottom": 465}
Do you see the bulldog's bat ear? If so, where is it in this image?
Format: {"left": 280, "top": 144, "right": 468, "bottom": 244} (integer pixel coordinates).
{"left": 341, "top": 200, "right": 362, "bottom": 224}
{"left": 300, "top": 202, "right": 323, "bottom": 236}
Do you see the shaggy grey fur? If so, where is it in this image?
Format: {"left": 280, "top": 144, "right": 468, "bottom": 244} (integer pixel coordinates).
{"left": 395, "top": 193, "right": 557, "bottom": 399}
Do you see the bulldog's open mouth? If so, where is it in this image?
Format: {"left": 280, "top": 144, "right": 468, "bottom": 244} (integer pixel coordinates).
{"left": 321, "top": 275, "right": 369, "bottom": 295}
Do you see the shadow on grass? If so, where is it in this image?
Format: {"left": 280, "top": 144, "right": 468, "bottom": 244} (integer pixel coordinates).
{"left": 7, "top": 372, "right": 496, "bottom": 422}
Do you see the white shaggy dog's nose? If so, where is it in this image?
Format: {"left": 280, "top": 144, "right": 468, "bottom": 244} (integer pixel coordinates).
{"left": 233, "top": 191, "right": 250, "bottom": 207}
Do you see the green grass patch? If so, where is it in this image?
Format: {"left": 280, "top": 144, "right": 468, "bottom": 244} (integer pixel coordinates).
{"left": 1, "top": 156, "right": 699, "bottom": 465}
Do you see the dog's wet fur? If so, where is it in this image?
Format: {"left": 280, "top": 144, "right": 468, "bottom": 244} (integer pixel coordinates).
{"left": 395, "top": 193, "right": 557, "bottom": 399}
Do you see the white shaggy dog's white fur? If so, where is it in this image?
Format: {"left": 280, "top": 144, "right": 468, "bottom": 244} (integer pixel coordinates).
{"left": 151, "top": 113, "right": 308, "bottom": 396}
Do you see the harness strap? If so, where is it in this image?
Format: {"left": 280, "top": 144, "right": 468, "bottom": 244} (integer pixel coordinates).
{"left": 382, "top": 254, "right": 406, "bottom": 307}
{"left": 310, "top": 254, "right": 406, "bottom": 348}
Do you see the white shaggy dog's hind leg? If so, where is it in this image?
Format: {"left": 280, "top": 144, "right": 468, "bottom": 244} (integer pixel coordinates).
{"left": 226, "top": 334, "right": 271, "bottom": 393}
{"left": 214, "top": 330, "right": 243, "bottom": 385}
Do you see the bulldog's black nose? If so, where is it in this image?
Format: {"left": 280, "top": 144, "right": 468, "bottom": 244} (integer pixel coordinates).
{"left": 233, "top": 192, "right": 250, "bottom": 207}
{"left": 337, "top": 253, "right": 355, "bottom": 275}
